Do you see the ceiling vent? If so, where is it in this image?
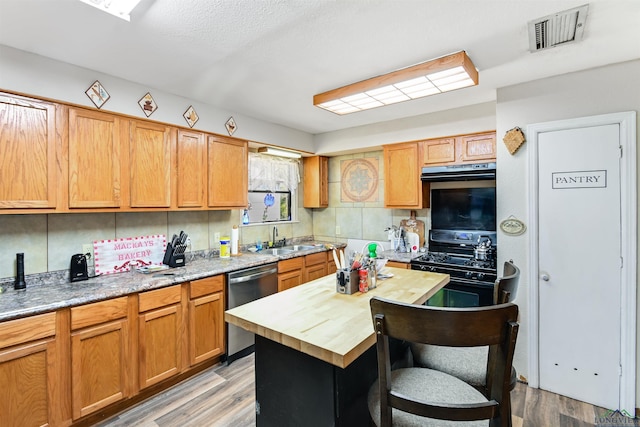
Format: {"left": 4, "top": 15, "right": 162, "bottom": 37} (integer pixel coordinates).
{"left": 528, "top": 4, "right": 589, "bottom": 52}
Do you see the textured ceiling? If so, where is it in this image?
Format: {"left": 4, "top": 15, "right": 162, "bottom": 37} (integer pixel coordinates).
{"left": 0, "top": 0, "right": 639, "bottom": 134}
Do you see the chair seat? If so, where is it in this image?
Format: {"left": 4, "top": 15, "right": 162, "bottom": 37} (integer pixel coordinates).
{"left": 368, "top": 367, "right": 489, "bottom": 427}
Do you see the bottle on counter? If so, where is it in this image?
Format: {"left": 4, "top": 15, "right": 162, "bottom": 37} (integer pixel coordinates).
{"left": 220, "top": 238, "right": 230, "bottom": 258}
{"left": 358, "top": 268, "right": 369, "bottom": 293}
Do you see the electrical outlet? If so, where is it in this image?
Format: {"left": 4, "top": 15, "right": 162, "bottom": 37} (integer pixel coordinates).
{"left": 214, "top": 232, "right": 220, "bottom": 243}
{"left": 336, "top": 226, "right": 341, "bottom": 235}
{"left": 82, "top": 244, "right": 94, "bottom": 267}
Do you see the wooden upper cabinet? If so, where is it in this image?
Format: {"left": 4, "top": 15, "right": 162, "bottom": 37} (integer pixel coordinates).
{"left": 68, "top": 108, "right": 125, "bottom": 208}
{"left": 176, "top": 129, "right": 207, "bottom": 208}
{"left": 421, "top": 137, "right": 456, "bottom": 165}
{"left": 0, "top": 93, "right": 58, "bottom": 209}
{"left": 303, "top": 156, "right": 328, "bottom": 208}
{"left": 419, "top": 131, "right": 496, "bottom": 167}
{"left": 384, "top": 142, "right": 428, "bottom": 209}
{"left": 458, "top": 132, "right": 496, "bottom": 163}
{"left": 207, "top": 135, "right": 248, "bottom": 208}
{"left": 129, "top": 120, "right": 172, "bottom": 208}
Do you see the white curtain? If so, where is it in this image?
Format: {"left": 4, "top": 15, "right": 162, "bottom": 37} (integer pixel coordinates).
{"left": 248, "top": 153, "right": 300, "bottom": 191}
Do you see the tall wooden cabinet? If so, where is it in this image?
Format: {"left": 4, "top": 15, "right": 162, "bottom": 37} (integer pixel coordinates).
{"left": 0, "top": 312, "right": 59, "bottom": 427}
{"left": 208, "top": 135, "right": 248, "bottom": 208}
{"left": 70, "top": 297, "right": 132, "bottom": 420}
{"left": 176, "top": 129, "right": 207, "bottom": 208}
{"left": 303, "top": 156, "right": 329, "bottom": 208}
{"left": 129, "top": 120, "right": 172, "bottom": 208}
{"left": 383, "top": 142, "right": 428, "bottom": 209}
{"left": 68, "top": 107, "right": 126, "bottom": 209}
{"left": 0, "top": 93, "right": 58, "bottom": 209}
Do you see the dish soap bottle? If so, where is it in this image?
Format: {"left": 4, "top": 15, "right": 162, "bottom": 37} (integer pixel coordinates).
{"left": 242, "top": 209, "right": 250, "bottom": 225}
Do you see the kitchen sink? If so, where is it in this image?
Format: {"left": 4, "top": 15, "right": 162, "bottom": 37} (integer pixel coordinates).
{"left": 267, "top": 248, "right": 295, "bottom": 255}
{"left": 282, "top": 245, "right": 317, "bottom": 251}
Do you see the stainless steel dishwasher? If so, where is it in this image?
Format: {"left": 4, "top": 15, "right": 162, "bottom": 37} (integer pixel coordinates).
{"left": 226, "top": 262, "right": 278, "bottom": 364}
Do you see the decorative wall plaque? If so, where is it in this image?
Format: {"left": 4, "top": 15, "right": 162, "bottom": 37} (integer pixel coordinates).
{"left": 499, "top": 216, "right": 526, "bottom": 236}
{"left": 503, "top": 127, "right": 526, "bottom": 155}
{"left": 183, "top": 105, "right": 199, "bottom": 128}
{"left": 85, "top": 80, "right": 110, "bottom": 109}
{"left": 225, "top": 116, "right": 237, "bottom": 135}
{"left": 138, "top": 92, "right": 158, "bottom": 117}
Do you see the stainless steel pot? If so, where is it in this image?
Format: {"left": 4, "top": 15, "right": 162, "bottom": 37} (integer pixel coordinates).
{"left": 474, "top": 236, "right": 493, "bottom": 261}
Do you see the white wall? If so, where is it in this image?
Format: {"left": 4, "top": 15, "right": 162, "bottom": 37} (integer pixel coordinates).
{"left": 496, "top": 59, "right": 640, "bottom": 402}
{"left": 0, "top": 45, "right": 314, "bottom": 152}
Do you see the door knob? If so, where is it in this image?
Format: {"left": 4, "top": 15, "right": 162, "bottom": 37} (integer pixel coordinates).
{"left": 541, "top": 274, "right": 550, "bottom": 281}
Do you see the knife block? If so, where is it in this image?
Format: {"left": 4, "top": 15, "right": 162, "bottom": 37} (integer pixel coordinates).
{"left": 163, "top": 243, "right": 185, "bottom": 268}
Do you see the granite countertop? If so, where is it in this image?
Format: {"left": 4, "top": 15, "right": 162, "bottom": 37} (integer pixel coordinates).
{"left": 0, "top": 242, "right": 344, "bottom": 323}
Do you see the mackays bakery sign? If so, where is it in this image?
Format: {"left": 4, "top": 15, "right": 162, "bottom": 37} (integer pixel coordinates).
{"left": 552, "top": 170, "right": 607, "bottom": 189}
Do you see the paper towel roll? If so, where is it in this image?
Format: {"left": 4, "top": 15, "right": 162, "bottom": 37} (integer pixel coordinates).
{"left": 231, "top": 225, "right": 239, "bottom": 255}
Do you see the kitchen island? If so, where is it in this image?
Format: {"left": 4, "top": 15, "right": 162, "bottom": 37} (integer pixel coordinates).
{"left": 225, "top": 267, "right": 449, "bottom": 427}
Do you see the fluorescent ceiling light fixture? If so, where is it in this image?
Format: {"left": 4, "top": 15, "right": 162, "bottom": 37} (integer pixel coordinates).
{"left": 257, "top": 147, "right": 302, "bottom": 159}
{"left": 313, "top": 51, "right": 478, "bottom": 115}
{"left": 78, "top": 0, "right": 142, "bottom": 21}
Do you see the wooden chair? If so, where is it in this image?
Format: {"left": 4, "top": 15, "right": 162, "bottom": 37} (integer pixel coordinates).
{"left": 368, "top": 297, "right": 519, "bottom": 427}
{"left": 411, "top": 260, "right": 521, "bottom": 389}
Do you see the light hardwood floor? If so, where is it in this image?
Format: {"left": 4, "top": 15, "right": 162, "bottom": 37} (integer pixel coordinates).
{"left": 98, "top": 353, "right": 611, "bottom": 427}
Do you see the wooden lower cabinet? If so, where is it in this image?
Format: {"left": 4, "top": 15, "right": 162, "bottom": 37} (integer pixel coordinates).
{"left": 189, "top": 276, "right": 225, "bottom": 366}
{"left": 0, "top": 312, "right": 59, "bottom": 427}
{"left": 138, "top": 285, "right": 183, "bottom": 389}
{"left": 304, "top": 252, "right": 328, "bottom": 282}
{"left": 278, "top": 257, "right": 304, "bottom": 292}
{"left": 70, "top": 297, "right": 131, "bottom": 420}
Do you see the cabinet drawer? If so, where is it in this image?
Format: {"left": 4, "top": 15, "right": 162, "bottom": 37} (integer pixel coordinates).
{"left": 139, "top": 285, "right": 181, "bottom": 312}
{"left": 278, "top": 257, "right": 304, "bottom": 273}
{"left": 71, "top": 296, "right": 128, "bottom": 330}
{"left": 190, "top": 275, "right": 224, "bottom": 299}
{"left": 305, "top": 252, "right": 326, "bottom": 267}
{"left": 0, "top": 312, "right": 56, "bottom": 350}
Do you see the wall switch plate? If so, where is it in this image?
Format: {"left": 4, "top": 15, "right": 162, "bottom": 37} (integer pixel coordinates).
{"left": 336, "top": 226, "right": 341, "bottom": 235}
{"left": 82, "top": 244, "right": 94, "bottom": 267}
{"left": 214, "top": 232, "right": 220, "bottom": 243}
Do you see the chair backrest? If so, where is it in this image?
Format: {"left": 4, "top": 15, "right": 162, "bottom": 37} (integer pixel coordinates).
{"left": 370, "top": 297, "right": 519, "bottom": 426}
{"left": 495, "top": 260, "right": 520, "bottom": 304}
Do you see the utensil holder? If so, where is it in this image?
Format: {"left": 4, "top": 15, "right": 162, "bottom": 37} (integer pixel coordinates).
{"left": 336, "top": 269, "right": 359, "bottom": 295}
{"left": 163, "top": 243, "right": 185, "bottom": 268}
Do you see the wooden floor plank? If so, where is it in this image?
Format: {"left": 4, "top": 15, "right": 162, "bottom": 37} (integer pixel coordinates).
{"left": 98, "top": 353, "right": 611, "bottom": 427}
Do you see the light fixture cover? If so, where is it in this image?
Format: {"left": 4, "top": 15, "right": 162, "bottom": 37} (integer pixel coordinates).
{"left": 313, "top": 51, "right": 478, "bottom": 115}
{"left": 257, "top": 147, "right": 302, "bottom": 159}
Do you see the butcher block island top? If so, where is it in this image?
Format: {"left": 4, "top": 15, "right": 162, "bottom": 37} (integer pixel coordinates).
{"left": 225, "top": 267, "right": 449, "bottom": 369}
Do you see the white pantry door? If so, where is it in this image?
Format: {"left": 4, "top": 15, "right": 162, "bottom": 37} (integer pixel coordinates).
{"left": 535, "top": 122, "right": 623, "bottom": 410}
{"left": 527, "top": 111, "right": 637, "bottom": 416}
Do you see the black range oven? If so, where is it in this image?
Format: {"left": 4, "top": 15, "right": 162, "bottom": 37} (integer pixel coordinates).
{"left": 411, "top": 187, "right": 497, "bottom": 307}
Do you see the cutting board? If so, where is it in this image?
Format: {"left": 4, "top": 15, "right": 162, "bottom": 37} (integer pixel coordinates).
{"left": 400, "top": 210, "right": 425, "bottom": 248}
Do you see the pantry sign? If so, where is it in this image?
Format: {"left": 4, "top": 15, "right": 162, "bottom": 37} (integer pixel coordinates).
{"left": 94, "top": 235, "right": 166, "bottom": 275}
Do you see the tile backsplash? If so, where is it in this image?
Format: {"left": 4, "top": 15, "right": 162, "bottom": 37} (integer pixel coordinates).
{"left": 0, "top": 150, "right": 431, "bottom": 279}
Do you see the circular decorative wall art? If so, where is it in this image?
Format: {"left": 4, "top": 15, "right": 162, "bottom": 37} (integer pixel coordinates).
{"left": 499, "top": 216, "right": 526, "bottom": 236}
{"left": 341, "top": 158, "right": 379, "bottom": 202}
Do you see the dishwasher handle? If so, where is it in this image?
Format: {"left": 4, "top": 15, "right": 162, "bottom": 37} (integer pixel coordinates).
{"left": 228, "top": 265, "right": 278, "bottom": 285}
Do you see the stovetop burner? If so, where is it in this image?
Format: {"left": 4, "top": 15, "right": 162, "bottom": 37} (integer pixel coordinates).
{"left": 413, "top": 252, "right": 496, "bottom": 270}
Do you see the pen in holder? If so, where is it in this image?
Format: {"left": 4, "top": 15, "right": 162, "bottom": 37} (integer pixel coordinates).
{"left": 163, "top": 242, "right": 186, "bottom": 268}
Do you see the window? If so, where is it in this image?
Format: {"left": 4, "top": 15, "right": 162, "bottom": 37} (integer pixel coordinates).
{"left": 244, "top": 153, "right": 300, "bottom": 225}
